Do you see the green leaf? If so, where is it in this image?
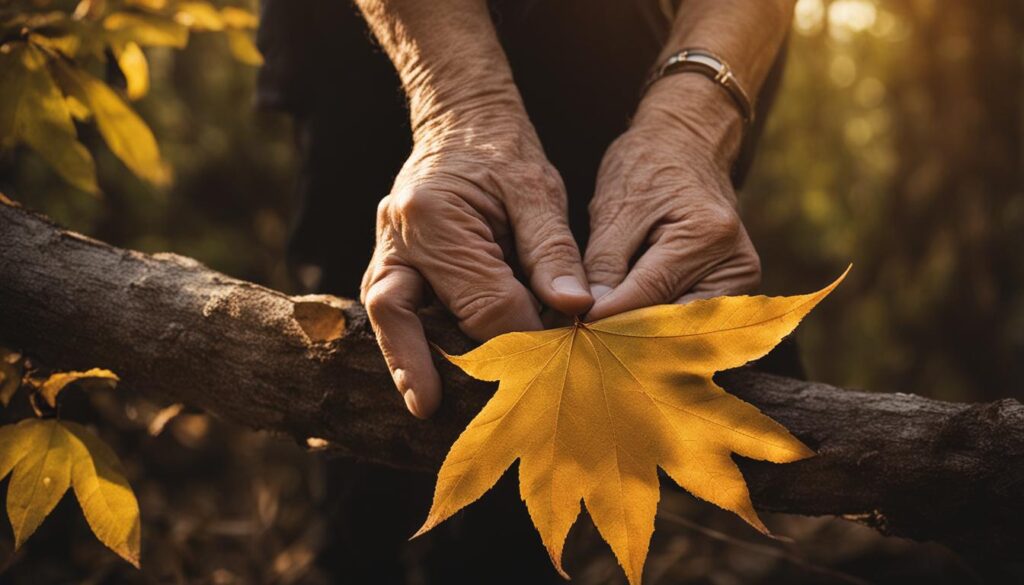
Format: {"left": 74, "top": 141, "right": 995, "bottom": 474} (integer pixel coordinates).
{"left": 64, "top": 422, "right": 142, "bottom": 567}
{"left": 53, "top": 59, "right": 170, "bottom": 186}
{"left": 0, "top": 43, "right": 99, "bottom": 194}
{"left": 37, "top": 368, "right": 120, "bottom": 408}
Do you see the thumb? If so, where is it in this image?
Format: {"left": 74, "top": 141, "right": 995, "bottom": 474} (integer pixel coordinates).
{"left": 509, "top": 198, "right": 592, "bottom": 317}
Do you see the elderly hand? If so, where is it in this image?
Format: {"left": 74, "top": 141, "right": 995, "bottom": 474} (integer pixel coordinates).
{"left": 584, "top": 75, "right": 761, "bottom": 320}
{"left": 361, "top": 106, "right": 592, "bottom": 419}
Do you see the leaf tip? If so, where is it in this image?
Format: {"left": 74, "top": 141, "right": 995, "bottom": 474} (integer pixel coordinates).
{"left": 410, "top": 518, "right": 436, "bottom": 541}
{"left": 547, "top": 549, "right": 571, "bottom": 581}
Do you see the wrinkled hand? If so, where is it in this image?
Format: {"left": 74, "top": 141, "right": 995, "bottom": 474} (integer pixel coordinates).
{"left": 361, "top": 111, "right": 592, "bottom": 418}
{"left": 585, "top": 76, "right": 761, "bottom": 320}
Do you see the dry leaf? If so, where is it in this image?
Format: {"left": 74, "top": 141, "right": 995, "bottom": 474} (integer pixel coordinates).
{"left": 38, "top": 368, "right": 119, "bottom": 408}
{"left": 0, "top": 348, "right": 23, "bottom": 407}
{"left": 418, "top": 268, "right": 849, "bottom": 585}
{"left": 52, "top": 59, "right": 170, "bottom": 186}
{"left": 113, "top": 41, "right": 150, "bottom": 100}
{"left": 0, "top": 43, "right": 99, "bottom": 194}
{"left": 226, "top": 30, "right": 263, "bottom": 66}
{"left": 0, "top": 419, "right": 141, "bottom": 566}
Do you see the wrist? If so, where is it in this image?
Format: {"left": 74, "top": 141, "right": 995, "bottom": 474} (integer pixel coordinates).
{"left": 633, "top": 74, "right": 745, "bottom": 170}
{"left": 402, "top": 45, "right": 529, "bottom": 145}
{"left": 410, "top": 81, "right": 531, "bottom": 147}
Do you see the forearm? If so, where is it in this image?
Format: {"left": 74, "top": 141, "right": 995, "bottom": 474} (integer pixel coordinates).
{"left": 662, "top": 0, "right": 794, "bottom": 98}
{"left": 353, "top": 0, "right": 525, "bottom": 142}
{"left": 637, "top": 0, "right": 795, "bottom": 163}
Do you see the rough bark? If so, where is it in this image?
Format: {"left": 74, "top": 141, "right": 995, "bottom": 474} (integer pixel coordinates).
{"left": 0, "top": 199, "right": 1021, "bottom": 558}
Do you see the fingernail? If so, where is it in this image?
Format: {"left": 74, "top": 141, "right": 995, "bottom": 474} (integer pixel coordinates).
{"left": 404, "top": 390, "right": 423, "bottom": 418}
{"left": 591, "top": 284, "right": 613, "bottom": 301}
{"left": 552, "top": 276, "right": 590, "bottom": 298}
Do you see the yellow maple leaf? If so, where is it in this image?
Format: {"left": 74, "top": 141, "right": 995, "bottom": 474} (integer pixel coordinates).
{"left": 0, "top": 419, "right": 141, "bottom": 567}
{"left": 417, "top": 268, "right": 849, "bottom": 585}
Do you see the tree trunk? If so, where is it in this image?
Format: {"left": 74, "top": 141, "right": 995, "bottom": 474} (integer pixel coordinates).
{"left": 0, "top": 198, "right": 1021, "bottom": 558}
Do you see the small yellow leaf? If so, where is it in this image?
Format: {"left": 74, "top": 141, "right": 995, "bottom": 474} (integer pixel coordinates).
{"left": 66, "top": 94, "right": 92, "bottom": 121}
{"left": 0, "top": 43, "right": 99, "bottom": 194}
{"left": 1, "top": 360, "right": 23, "bottom": 408}
{"left": 125, "top": 0, "right": 168, "bottom": 9}
{"left": 220, "top": 6, "right": 259, "bottom": 29}
{"left": 52, "top": 60, "right": 170, "bottom": 186}
{"left": 38, "top": 368, "right": 119, "bottom": 408}
{"left": 420, "top": 268, "right": 849, "bottom": 585}
{"left": 174, "top": 1, "right": 225, "bottom": 31}
{"left": 103, "top": 12, "right": 189, "bottom": 49}
{"left": 1, "top": 348, "right": 23, "bottom": 406}
{"left": 27, "top": 33, "right": 82, "bottom": 57}
{"left": 0, "top": 420, "right": 141, "bottom": 566}
{"left": 6, "top": 419, "right": 72, "bottom": 549}
{"left": 114, "top": 41, "right": 150, "bottom": 100}
{"left": 226, "top": 30, "right": 263, "bottom": 66}
{"left": 64, "top": 422, "right": 141, "bottom": 567}
{"left": 0, "top": 420, "right": 41, "bottom": 480}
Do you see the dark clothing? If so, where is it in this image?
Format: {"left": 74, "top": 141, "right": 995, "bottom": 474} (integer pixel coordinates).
{"left": 257, "top": 0, "right": 784, "bottom": 297}
{"left": 256, "top": 2, "right": 788, "bottom": 583}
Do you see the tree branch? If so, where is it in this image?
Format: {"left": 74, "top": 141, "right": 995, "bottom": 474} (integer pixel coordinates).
{"left": 0, "top": 199, "right": 1021, "bottom": 558}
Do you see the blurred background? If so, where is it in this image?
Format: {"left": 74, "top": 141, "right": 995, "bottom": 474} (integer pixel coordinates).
{"left": 1, "top": 0, "right": 1021, "bottom": 583}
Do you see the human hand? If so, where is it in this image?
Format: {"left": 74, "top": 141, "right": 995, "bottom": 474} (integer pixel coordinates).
{"left": 361, "top": 106, "right": 592, "bottom": 419}
{"left": 584, "top": 75, "right": 761, "bottom": 320}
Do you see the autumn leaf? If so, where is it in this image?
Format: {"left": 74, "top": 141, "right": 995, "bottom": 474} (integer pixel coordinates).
{"left": 0, "top": 419, "right": 141, "bottom": 566}
{"left": 0, "top": 43, "right": 99, "bottom": 194}
{"left": 52, "top": 58, "right": 170, "bottom": 186}
{"left": 113, "top": 41, "right": 150, "bottom": 100}
{"left": 0, "top": 348, "right": 24, "bottom": 407}
{"left": 37, "top": 368, "right": 119, "bottom": 408}
{"left": 103, "top": 12, "right": 189, "bottom": 49}
{"left": 225, "top": 30, "right": 263, "bottom": 66}
{"left": 173, "top": 1, "right": 225, "bottom": 31}
{"left": 220, "top": 6, "right": 259, "bottom": 29}
{"left": 418, "top": 268, "right": 849, "bottom": 585}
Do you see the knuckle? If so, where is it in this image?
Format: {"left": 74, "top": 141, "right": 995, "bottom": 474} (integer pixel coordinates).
{"left": 376, "top": 195, "right": 392, "bottom": 219}
{"left": 363, "top": 282, "right": 399, "bottom": 320}
{"left": 392, "top": 186, "right": 440, "bottom": 222}
{"left": 632, "top": 264, "right": 678, "bottom": 304}
{"left": 690, "top": 204, "right": 741, "bottom": 248}
{"left": 527, "top": 233, "right": 580, "bottom": 271}
{"left": 740, "top": 250, "right": 763, "bottom": 291}
{"left": 585, "top": 251, "right": 627, "bottom": 284}
{"left": 450, "top": 286, "right": 523, "bottom": 327}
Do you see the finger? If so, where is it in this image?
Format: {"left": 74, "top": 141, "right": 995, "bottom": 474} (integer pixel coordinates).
{"left": 676, "top": 241, "right": 762, "bottom": 305}
{"left": 507, "top": 177, "right": 592, "bottom": 316}
{"left": 394, "top": 189, "right": 543, "bottom": 340}
{"left": 586, "top": 214, "right": 741, "bottom": 320}
{"left": 583, "top": 180, "right": 657, "bottom": 304}
{"left": 363, "top": 264, "right": 442, "bottom": 419}
{"left": 583, "top": 225, "right": 632, "bottom": 302}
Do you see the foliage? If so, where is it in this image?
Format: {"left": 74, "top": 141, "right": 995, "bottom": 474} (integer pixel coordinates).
{"left": 745, "top": 0, "right": 1024, "bottom": 401}
{"left": 0, "top": 0, "right": 261, "bottom": 194}
{"left": 420, "top": 271, "right": 846, "bottom": 585}
{"left": 0, "top": 349, "right": 140, "bottom": 568}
